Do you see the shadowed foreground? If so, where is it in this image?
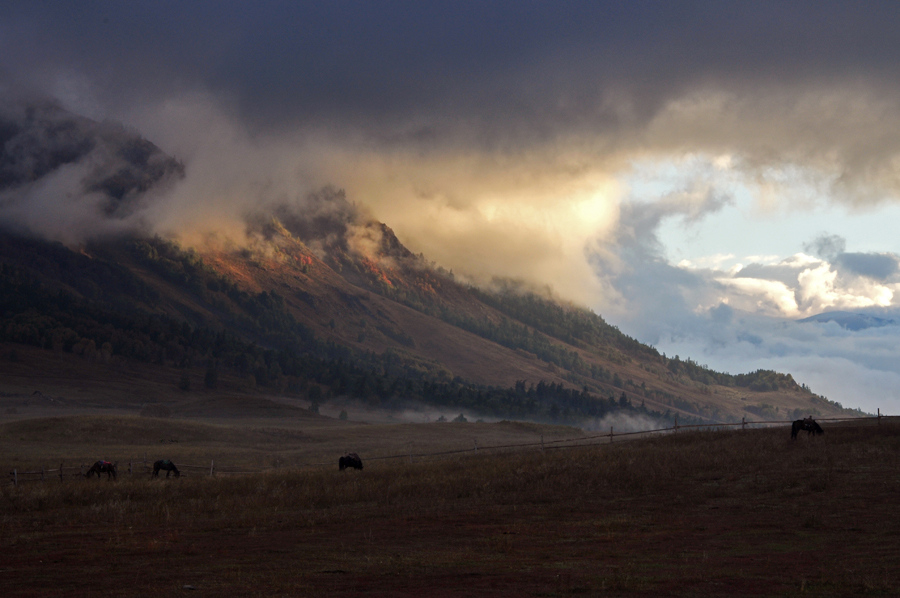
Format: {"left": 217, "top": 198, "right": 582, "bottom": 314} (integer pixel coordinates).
{"left": 2, "top": 421, "right": 899, "bottom": 597}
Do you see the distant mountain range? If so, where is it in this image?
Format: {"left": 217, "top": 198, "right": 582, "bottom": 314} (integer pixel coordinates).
{"left": 0, "top": 100, "right": 861, "bottom": 425}
{"left": 798, "top": 311, "right": 898, "bottom": 331}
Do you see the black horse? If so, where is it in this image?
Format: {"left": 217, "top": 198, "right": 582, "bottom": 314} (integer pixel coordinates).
{"left": 153, "top": 459, "right": 180, "bottom": 478}
{"left": 791, "top": 418, "right": 824, "bottom": 439}
{"left": 339, "top": 452, "right": 363, "bottom": 471}
{"left": 85, "top": 460, "right": 117, "bottom": 479}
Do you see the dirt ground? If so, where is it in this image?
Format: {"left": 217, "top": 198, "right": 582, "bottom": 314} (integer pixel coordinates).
{"left": 3, "top": 482, "right": 897, "bottom": 597}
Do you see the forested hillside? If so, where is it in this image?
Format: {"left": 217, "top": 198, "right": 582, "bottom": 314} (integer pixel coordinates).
{"left": 0, "top": 225, "right": 857, "bottom": 426}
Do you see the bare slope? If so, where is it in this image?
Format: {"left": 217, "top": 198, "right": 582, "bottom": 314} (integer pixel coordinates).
{"left": 189, "top": 229, "right": 854, "bottom": 423}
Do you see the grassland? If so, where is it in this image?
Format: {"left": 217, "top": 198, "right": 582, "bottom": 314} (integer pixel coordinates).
{"left": 2, "top": 415, "right": 899, "bottom": 597}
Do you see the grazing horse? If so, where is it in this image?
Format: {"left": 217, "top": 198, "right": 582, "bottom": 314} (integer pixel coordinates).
{"left": 85, "top": 460, "right": 117, "bottom": 479}
{"left": 339, "top": 452, "right": 363, "bottom": 471}
{"left": 153, "top": 459, "right": 180, "bottom": 478}
{"left": 791, "top": 418, "right": 824, "bottom": 439}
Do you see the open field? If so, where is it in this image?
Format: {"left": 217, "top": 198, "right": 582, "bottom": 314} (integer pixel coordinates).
{"left": 0, "top": 413, "right": 584, "bottom": 473}
{"left": 2, "top": 416, "right": 899, "bottom": 597}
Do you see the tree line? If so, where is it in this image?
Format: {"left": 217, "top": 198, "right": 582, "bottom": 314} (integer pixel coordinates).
{"left": 0, "top": 233, "right": 685, "bottom": 425}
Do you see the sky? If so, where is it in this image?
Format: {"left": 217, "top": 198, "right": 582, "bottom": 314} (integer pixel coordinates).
{"left": 2, "top": 1, "right": 900, "bottom": 414}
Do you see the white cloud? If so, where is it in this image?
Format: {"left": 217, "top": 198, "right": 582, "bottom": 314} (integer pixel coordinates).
{"left": 594, "top": 191, "right": 900, "bottom": 414}
{"left": 716, "top": 276, "right": 798, "bottom": 316}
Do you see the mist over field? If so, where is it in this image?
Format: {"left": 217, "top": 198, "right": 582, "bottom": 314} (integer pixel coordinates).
{"left": 2, "top": 2, "right": 900, "bottom": 413}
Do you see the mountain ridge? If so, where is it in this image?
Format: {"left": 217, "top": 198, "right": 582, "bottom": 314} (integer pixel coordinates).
{"left": 0, "top": 102, "right": 862, "bottom": 425}
{"left": 0, "top": 224, "right": 859, "bottom": 426}
{"left": 798, "top": 310, "right": 898, "bottom": 331}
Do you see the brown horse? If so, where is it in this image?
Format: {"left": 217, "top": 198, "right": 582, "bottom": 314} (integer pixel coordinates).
{"left": 791, "top": 418, "right": 824, "bottom": 439}
{"left": 339, "top": 453, "right": 363, "bottom": 471}
{"left": 85, "top": 460, "right": 117, "bottom": 479}
{"left": 152, "top": 460, "right": 180, "bottom": 478}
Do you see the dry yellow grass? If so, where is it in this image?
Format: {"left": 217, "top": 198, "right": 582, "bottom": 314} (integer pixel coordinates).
{"left": 2, "top": 418, "right": 899, "bottom": 596}
{"left": 0, "top": 413, "right": 585, "bottom": 473}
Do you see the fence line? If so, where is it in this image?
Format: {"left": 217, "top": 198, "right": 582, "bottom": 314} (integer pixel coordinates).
{"left": 8, "top": 413, "right": 896, "bottom": 486}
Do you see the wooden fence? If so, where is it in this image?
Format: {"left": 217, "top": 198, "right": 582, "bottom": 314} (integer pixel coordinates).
{"left": 8, "top": 411, "right": 896, "bottom": 486}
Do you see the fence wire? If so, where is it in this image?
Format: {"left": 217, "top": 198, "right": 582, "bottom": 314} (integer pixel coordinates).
{"left": 8, "top": 414, "right": 895, "bottom": 485}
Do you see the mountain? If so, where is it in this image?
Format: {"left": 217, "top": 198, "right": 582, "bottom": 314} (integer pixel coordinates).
{"left": 0, "top": 104, "right": 860, "bottom": 426}
{"left": 798, "top": 311, "right": 898, "bottom": 331}
{"left": 0, "top": 219, "right": 858, "bottom": 425}
{"left": 0, "top": 98, "right": 184, "bottom": 217}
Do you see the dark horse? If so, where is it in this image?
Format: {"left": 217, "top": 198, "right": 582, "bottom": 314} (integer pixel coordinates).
{"left": 339, "top": 452, "right": 363, "bottom": 471}
{"left": 153, "top": 459, "right": 180, "bottom": 478}
{"left": 791, "top": 418, "right": 824, "bottom": 439}
{"left": 85, "top": 460, "right": 117, "bottom": 479}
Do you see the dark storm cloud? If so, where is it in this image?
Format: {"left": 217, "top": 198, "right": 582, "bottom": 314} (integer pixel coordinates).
{"left": 4, "top": 1, "right": 900, "bottom": 301}
{"left": 4, "top": 1, "right": 900, "bottom": 139}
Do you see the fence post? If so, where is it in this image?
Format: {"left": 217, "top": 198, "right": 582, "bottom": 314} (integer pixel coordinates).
{"left": 59, "top": 463, "right": 64, "bottom": 482}
{"left": 610, "top": 426, "right": 614, "bottom": 443}
{"left": 878, "top": 408, "right": 881, "bottom": 425}
{"left": 210, "top": 460, "right": 215, "bottom": 477}
{"left": 40, "top": 468, "right": 44, "bottom": 482}
{"left": 474, "top": 439, "right": 478, "bottom": 454}
{"left": 674, "top": 415, "right": 678, "bottom": 433}
{"left": 12, "top": 469, "right": 16, "bottom": 487}
{"left": 541, "top": 435, "right": 544, "bottom": 452}
{"left": 742, "top": 417, "right": 746, "bottom": 431}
